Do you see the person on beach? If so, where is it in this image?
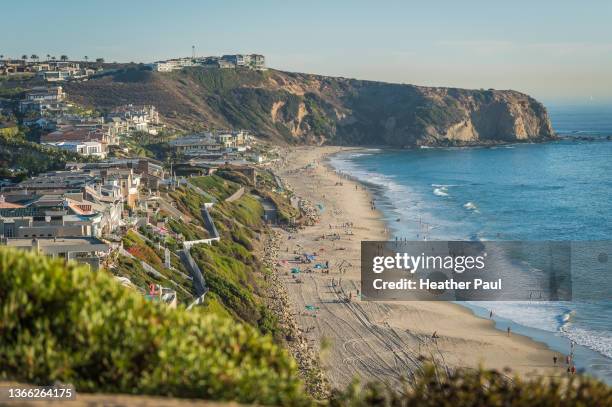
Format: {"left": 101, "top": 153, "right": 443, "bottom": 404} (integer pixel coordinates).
{"left": 489, "top": 310, "right": 493, "bottom": 319}
{"left": 553, "top": 356, "right": 558, "bottom": 365}
{"left": 507, "top": 327, "right": 511, "bottom": 337}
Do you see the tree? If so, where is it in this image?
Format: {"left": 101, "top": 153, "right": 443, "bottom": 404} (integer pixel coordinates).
{"left": 51, "top": 56, "right": 56, "bottom": 61}
{"left": 95, "top": 57, "right": 104, "bottom": 63}
{"left": 60, "top": 55, "right": 68, "bottom": 62}
{"left": 46, "top": 54, "right": 50, "bottom": 62}
{"left": 21, "top": 54, "right": 27, "bottom": 62}
{"left": 30, "top": 54, "right": 38, "bottom": 63}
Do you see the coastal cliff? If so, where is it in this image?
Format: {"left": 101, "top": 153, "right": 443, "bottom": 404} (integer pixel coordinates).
{"left": 66, "top": 67, "right": 555, "bottom": 146}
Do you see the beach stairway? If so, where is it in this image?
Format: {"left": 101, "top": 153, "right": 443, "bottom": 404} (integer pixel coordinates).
{"left": 179, "top": 248, "right": 208, "bottom": 298}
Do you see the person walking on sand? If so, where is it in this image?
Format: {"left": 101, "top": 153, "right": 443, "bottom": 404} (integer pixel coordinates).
{"left": 507, "top": 327, "right": 511, "bottom": 337}
{"left": 489, "top": 310, "right": 493, "bottom": 319}
{"left": 553, "top": 356, "right": 558, "bottom": 365}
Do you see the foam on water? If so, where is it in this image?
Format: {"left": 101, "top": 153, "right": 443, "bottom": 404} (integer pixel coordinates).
{"left": 433, "top": 186, "right": 449, "bottom": 197}
{"left": 563, "top": 326, "right": 612, "bottom": 359}
{"left": 463, "top": 201, "right": 479, "bottom": 212}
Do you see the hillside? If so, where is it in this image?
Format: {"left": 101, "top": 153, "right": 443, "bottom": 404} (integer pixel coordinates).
{"left": 0, "top": 131, "right": 88, "bottom": 179}
{"left": 65, "top": 67, "right": 555, "bottom": 147}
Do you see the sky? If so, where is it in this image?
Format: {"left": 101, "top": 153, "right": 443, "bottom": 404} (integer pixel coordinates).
{"left": 2, "top": 0, "right": 612, "bottom": 105}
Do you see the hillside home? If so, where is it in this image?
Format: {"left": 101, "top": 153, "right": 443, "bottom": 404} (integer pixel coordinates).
{"left": 2, "top": 236, "right": 110, "bottom": 270}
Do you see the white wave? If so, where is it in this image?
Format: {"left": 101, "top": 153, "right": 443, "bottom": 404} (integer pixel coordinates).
{"left": 562, "top": 326, "right": 612, "bottom": 359}
{"left": 433, "top": 187, "right": 449, "bottom": 197}
{"left": 463, "top": 201, "right": 479, "bottom": 212}
{"left": 474, "top": 302, "right": 569, "bottom": 333}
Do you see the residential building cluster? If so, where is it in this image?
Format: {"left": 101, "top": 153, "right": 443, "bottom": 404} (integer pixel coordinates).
{"left": 169, "top": 130, "right": 254, "bottom": 158}
{"left": 149, "top": 54, "right": 266, "bottom": 72}
{"left": 0, "top": 58, "right": 97, "bottom": 82}
{"left": 17, "top": 86, "right": 162, "bottom": 158}
{"left": 0, "top": 157, "right": 165, "bottom": 269}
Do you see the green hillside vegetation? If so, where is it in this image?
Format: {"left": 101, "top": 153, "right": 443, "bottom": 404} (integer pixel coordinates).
{"left": 166, "top": 218, "right": 209, "bottom": 241}
{"left": 189, "top": 174, "right": 241, "bottom": 200}
{"left": 162, "top": 174, "right": 278, "bottom": 337}
{"left": 168, "top": 187, "right": 209, "bottom": 221}
{"left": 0, "top": 130, "right": 88, "bottom": 179}
{"left": 117, "top": 230, "right": 195, "bottom": 303}
{"left": 190, "top": 190, "right": 280, "bottom": 336}
{"left": 0, "top": 248, "right": 307, "bottom": 405}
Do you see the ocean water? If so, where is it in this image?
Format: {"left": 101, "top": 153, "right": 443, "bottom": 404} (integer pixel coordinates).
{"left": 329, "top": 104, "right": 612, "bottom": 382}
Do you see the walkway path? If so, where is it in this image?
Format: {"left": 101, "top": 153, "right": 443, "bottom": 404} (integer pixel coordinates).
{"left": 224, "top": 186, "right": 245, "bottom": 202}
{"left": 179, "top": 249, "right": 208, "bottom": 297}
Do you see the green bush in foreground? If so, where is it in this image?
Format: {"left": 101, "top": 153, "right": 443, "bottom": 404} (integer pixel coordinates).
{"left": 0, "top": 248, "right": 307, "bottom": 405}
{"left": 330, "top": 364, "right": 612, "bottom": 407}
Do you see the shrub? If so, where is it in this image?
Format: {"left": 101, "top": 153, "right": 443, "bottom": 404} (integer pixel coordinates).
{"left": 0, "top": 248, "right": 308, "bottom": 405}
{"left": 329, "top": 364, "right": 612, "bottom": 407}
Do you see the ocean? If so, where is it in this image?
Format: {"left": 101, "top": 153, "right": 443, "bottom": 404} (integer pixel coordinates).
{"left": 329, "top": 104, "right": 612, "bottom": 383}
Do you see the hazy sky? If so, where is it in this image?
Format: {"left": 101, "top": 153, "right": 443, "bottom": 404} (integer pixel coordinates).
{"left": 2, "top": 0, "right": 611, "bottom": 104}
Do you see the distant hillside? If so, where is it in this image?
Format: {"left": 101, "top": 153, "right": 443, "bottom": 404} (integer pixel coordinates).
{"left": 66, "top": 67, "right": 555, "bottom": 146}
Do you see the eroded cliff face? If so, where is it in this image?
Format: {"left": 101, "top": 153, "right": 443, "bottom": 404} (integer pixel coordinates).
{"left": 410, "top": 87, "right": 555, "bottom": 146}
{"left": 66, "top": 68, "right": 555, "bottom": 146}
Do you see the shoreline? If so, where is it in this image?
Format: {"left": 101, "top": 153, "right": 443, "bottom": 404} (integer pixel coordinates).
{"left": 324, "top": 146, "right": 612, "bottom": 385}
{"left": 274, "top": 146, "right": 566, "bottom": 389}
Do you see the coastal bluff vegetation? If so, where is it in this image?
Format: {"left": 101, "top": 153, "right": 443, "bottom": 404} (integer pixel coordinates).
{"left": 65, "top": 66, "right": 555, "bottom": 147}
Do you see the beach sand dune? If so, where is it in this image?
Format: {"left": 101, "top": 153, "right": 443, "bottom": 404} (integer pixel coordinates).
{"left": 276, "top": 146, "right": 563, "bottom": 388}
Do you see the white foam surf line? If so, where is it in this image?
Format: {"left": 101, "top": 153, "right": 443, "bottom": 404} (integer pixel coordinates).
{"left": 327, "top": 149, "right": 612, "bottom": 384}
{"left": 328, "top": 151, "right": 468, "bottom": 241}
{"left": 465, "top": 302, "right": 612, "bottom": 384}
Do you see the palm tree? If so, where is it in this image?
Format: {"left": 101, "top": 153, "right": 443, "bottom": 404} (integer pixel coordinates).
{"left": 60, "top": 55, "right": 68, "bottom": 62}
{"left": 84, "top": 56, "right": 88, "bottom": 66}
{"left": 21, "top": 54, "right": 28, "bottom": 62}
{"left": 46, "top": 54, "right": 50, "bottom": 62}
{"left": 51, "top": 56, "right": 56, "bottom": 62}
{"left": 31, "top": 54, "right": 39, "bottom": 63}
{"left": 0, "top": 55, "right": 4, "bottom": 61}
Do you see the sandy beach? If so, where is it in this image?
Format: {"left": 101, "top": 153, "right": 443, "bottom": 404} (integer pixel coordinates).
{"left": 274, "top": 146, "right": 565, "bottom": 389}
